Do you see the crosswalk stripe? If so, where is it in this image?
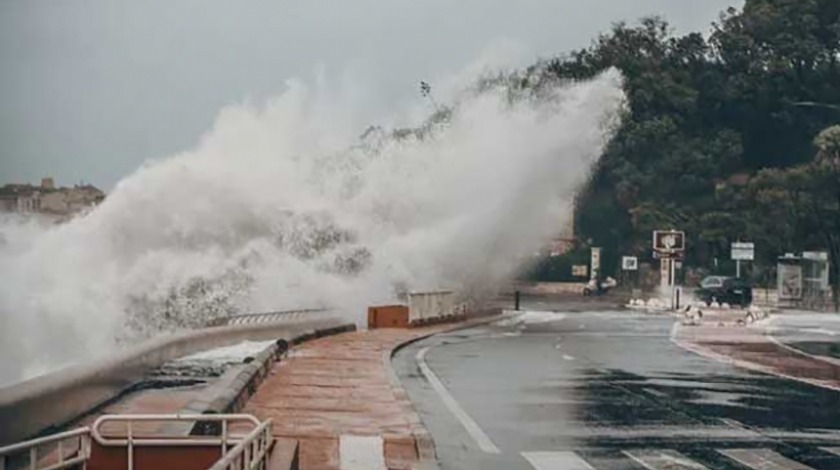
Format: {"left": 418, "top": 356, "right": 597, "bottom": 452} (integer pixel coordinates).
{"left": 719, "top": 448, "right": 815, "bottom": 470}
{"left": 339, "top": 435, "right": 386, "bottom": 470}
{"left": 821, "top": 447, "right": 840, "bottom": 456}
{"left": 522, "top": 451, "right": 594, "bottom": 470}
{"left": 623, "top": 449, "right": 709, "bottom": 469}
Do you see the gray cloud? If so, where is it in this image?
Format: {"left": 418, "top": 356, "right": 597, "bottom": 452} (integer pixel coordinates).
{"left": 0, "top": 0, "right": 741, "bottom": 190}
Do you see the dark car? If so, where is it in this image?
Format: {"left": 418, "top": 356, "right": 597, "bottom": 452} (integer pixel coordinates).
{"left": 695, "top": 276, "right": 752, "bottom": 306}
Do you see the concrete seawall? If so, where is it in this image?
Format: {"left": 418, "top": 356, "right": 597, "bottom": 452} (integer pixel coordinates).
{"left": 0, "top": 316, "right": 353, "bottom": 445}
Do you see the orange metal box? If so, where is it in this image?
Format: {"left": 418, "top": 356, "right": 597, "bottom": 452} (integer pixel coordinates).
{"left": 367, "top": 305, "right": 409, "bottom": 329}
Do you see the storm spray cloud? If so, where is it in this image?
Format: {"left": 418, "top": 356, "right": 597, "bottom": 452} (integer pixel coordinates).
{"left": 0, "top": 66, "right": 625, "bottom": 386}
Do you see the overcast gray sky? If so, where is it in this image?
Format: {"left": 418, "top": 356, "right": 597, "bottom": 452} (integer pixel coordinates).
{"left": 0, "top": 0, "right": 741, "bottom": 190}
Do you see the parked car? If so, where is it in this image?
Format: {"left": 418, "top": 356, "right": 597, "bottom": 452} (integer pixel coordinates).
{"left": 695, "top": 276, "right": 752, "bottom": 306}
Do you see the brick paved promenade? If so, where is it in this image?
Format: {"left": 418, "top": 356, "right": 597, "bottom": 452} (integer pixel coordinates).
{"left": 243, "top": 327, "right": 448, "bottom": 470}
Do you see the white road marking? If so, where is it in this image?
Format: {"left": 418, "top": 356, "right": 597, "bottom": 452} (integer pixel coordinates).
{"left": 719, "top": 448, "right": 815, "bottom": 470}
{"left": 623, "top": 449, "right": 709, "bottom": 469}
{"left": 820, "top": 447, "right": 840, "bottom": 456}
{"left": 717, "top": 417, "right": 746, "bottom": 429}
{"left": 339, "top": 435, "right": 386, "bottom": 470}
{"left": 522, "top": 451, "right": 594, "bottom": 469}
{"left": 562, "top": 354, "right": 575, "bottom": 361}
{"left": 416, "top": 346, "right": 501, "bottom": 454}
{"left": 643, "top": 387, "right": 667, "bottom": 398}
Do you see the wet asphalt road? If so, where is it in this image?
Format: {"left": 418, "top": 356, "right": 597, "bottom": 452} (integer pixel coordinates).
{"left": 393, "top": 300, "right": 840, "bottom": 470}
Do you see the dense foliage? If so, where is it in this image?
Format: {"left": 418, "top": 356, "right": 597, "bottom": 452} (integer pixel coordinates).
{"left": 531, "top": 0, "right": 840, "bottom": 294}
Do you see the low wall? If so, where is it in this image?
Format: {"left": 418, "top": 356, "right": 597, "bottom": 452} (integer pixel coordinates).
{"left": 508, "top": 282, "right": 586, "bottom": 296}
{"left": 752, "top": 288, "right": 779, "bottom": 307}
{"left": 0, "top": 316, "right": 352, "bottom": 446}
{"left": 407, "top": 291, "right": 455, "bottom": 324}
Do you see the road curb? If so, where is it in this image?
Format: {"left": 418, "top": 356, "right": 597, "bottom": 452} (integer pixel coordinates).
{"left": 381, "top": 309, "right": 507, "bottom": 469}
{"left": 670, "top": 322, "right": 840, "bottom": 393}
{"left": 763, "top": 317, "right": 840, "bottom": 367}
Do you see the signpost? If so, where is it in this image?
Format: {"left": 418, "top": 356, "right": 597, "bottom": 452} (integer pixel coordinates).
{"left": 653, "top": 230, "right": 685, "bottom": 288}
{"left": 653, "top": 230, "right": 686, "bottom": 309}
{"left": 731, "top": 242, "right": 754, "bottom": 278}
{"left": 591, "top": 247, "right": 602, "bottom": 279}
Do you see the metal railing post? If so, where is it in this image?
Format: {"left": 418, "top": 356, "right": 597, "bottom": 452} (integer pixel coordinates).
{"left": 81, "top": 435, "right": 89, "bottom": 470}
{"left": 221, "top": 419, "right": 228, "bottom": 457}
{"left": 127, "top": 421, "right": 133, "bottom": 470}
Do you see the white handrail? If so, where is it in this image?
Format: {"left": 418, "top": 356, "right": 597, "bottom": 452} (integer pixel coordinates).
{"left": 219, "top": 308, "right": 331, "bottom": 326}
{"left": 92, "top": 414, "right": 260, "bottom": 445}
{"left": 206, "top": 419, "right": 273, "bottom": 470}
{"left": 1, "top": 414, "right": 272, "bottom": 470}
{"left": 91, "top": 414, "right": 263, "bottom": 470}
{"left": 0, "top": 427, "right": 90, "bottom": 470}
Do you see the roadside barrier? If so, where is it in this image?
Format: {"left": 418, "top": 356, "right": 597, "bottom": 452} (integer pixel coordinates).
{"left": 0, "top": 414, "right": 273, "bottom": 470}
{"left": 0, "top": 316, "right": 349, "bottom": 446}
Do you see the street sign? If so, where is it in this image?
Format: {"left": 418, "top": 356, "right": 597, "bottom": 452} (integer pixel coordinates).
{"left": 653, "top": 250, "right": 684, "bottom": 260}
{"left": 731, "top": 242, "right": 755, "bottom": 261}
{"left": 591, "top": 247, "right": 601, "bottom": 275}
{"left": 803, "top": 251, "right": 828, "bottom": 261}
{"left": 621, "top": 256, "right": 638, "bottom": 271}
{"left": 653, "top": 230, "right": 685, "bottom": 254}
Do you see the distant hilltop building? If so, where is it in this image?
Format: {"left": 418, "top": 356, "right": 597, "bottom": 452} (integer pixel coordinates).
{"left": 0, "top": 177, "right": 105, "bottom": 216}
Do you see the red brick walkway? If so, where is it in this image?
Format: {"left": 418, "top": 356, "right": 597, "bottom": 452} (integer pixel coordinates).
{"left": 242, "top": 327, "right": 447, "bottom": 470}
{"left": 673, "top": 322, "right": 840, "bottom": 390}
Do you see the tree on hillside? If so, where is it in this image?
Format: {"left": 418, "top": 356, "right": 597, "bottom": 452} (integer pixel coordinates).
{"left": 710, "top": 0, "right": 840, "bottom": 169}
{"left": 536, "top": 0, "right": 840, "bottom": 278}
{"left": 550, "top": 17, "right": 742, "bottom": 267}
{"left": 745, "top": 125, "right": 840, "bottom": 310}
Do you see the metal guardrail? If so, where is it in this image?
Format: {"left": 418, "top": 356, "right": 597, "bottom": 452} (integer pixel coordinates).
{"left": 0, "top": 414, "right": 273, "bottom": 470}
{"left": 0, "top": 426, "right": 91, "bottom": 470}
{"left": 211, "top": 308, "right": 330, "bottom": 327}
{"left": 91, "top": 413, "right": 260, "bottom": 445}
{"left": 92, "top": 414, "right": 268, "bottom": 470}
{"left": 207, "top": 419, "right": 272, "bottom": 470}
{"left": 1, "top": 316, "right": 350, "bottom": 446}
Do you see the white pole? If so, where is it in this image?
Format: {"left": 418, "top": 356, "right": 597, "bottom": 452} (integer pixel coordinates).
{"left": 660, "top": 257, "right": 669, "bottom": 289}
{"left": 736, "top": 259, "right": 741, "bottom": 278}
{"left": 670, "top": 258, "right": 677, "bottom": 309}
{"left": 670, "top": 258, "right": 676, "bottom": 286}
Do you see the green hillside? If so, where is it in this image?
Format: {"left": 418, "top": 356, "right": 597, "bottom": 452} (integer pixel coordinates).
{"left": 529, "top": 0, "right": 839, "bottom": 304}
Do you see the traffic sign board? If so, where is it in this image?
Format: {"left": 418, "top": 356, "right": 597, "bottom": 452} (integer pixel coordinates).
{"left": 653, "top": 230, "right": 685, "bottom": 254}
{"left": 621, "top": 256, "right": 638, "bottom": 271}
{"left": 731, "top": 242, "right": 754, "bottom": 261}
